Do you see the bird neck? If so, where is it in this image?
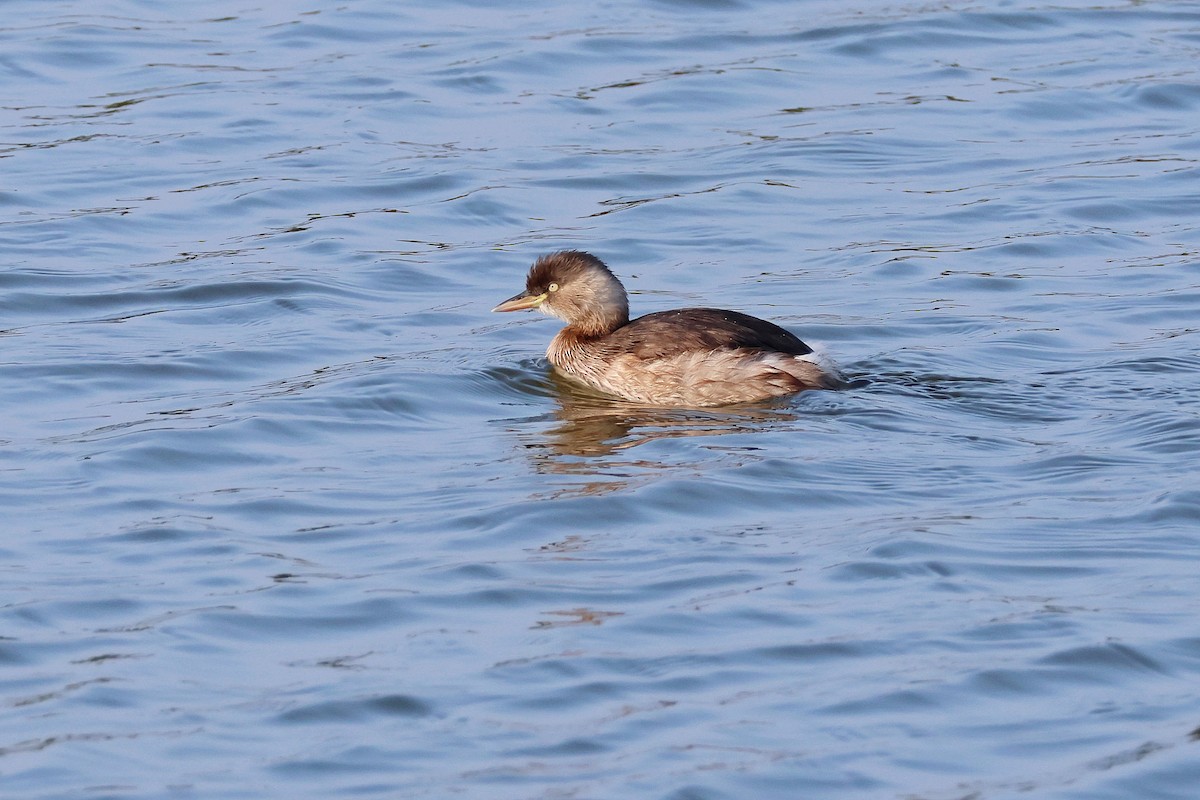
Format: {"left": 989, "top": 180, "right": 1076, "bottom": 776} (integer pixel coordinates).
{"left": 549, "top": 318, "right": 622, "bottom": 364}
{"left": 566, "top": 306, "right": 628, "bottom": 339}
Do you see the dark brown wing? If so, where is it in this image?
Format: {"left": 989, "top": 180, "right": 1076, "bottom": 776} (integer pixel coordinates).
{"left": 604, "top": 308, "right": 814, "bottom": 359}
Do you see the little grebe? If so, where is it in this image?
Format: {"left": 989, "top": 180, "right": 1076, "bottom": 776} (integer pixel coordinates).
{"left": 493, "top": 250, "right": 838, "bottom": 407}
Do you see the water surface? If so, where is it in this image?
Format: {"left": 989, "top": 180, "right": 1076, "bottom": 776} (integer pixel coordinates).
{"left": 3, "top": 1, "right": 1200, "bottom": 798}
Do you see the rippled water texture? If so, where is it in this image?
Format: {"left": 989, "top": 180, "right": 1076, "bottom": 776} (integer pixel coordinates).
{"left": 3, "top": 1, "right": 1200, "bottom": 798}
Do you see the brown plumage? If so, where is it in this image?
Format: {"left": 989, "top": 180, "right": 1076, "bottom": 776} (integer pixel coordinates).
{"left": 493, "top": 250, "right": 838, "bottom": 407}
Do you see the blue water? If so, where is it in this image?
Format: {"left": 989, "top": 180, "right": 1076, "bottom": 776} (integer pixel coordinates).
{"left": 3, "top": 1, "right": 1200, "bottom": 798}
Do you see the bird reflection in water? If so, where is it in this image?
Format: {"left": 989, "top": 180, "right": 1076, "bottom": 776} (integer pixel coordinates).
{"left": 510, "top": 370, "right": 804, "bottom": 480}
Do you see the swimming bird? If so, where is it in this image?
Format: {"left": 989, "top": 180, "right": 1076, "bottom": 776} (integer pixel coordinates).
{"left": 493, "top": 250, "right": 838, "bottom": 407}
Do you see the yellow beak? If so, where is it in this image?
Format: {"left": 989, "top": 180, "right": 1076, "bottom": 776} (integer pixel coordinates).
{"left": 492, "top": 291, "right": 548, "bottom": 313}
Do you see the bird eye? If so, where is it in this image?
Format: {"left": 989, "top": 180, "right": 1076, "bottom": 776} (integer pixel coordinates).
{"left": 548, "top": 282, "right": 559, "bottom": 293}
